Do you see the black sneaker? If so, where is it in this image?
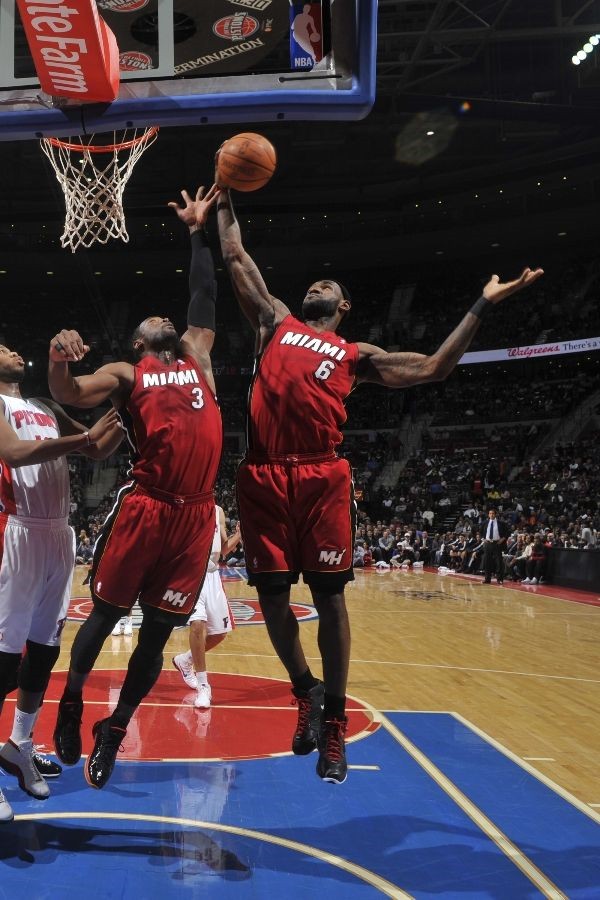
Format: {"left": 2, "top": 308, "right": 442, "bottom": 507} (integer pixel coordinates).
{"left": 53, "top": 697, "right": 84, "bottom": 765}
{"left": 291, "top": 681, "right": 324, "bottom": 755}
{"left": 85, "top": 718, "right": 126, "bottom": 789}
{"left": 33, "top": 750, "right": 62, "bottom": 778}
{"left": 316, "top": 716, "right": 348, "bottom": 784}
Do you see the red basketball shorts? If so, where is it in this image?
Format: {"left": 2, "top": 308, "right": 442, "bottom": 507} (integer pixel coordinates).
{"left": 92, "top": 483, "right": 215, "bottom": 617}
{"left": 237, "top": 454, "right": 355, "bottom": 581}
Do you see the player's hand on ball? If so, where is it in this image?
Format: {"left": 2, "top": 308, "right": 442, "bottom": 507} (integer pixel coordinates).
{"left": 168, "top": 184, "right": 220, "bottom": 230}
{"left": 49, "top": 329, "right": 90, "bottom": 363}
{"left": 483, "top": 267, "right": 544, "bottom": 304}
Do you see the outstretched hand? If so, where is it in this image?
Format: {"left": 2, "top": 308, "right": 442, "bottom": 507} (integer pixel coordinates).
{"left": 483, "top": 267, "right": 544, "bottom": 305}
{"left": 167, "top": 184, "right": 220, "bottom": 231}
{"left": 87, "top": 408, "right": 121, "bottom": 445}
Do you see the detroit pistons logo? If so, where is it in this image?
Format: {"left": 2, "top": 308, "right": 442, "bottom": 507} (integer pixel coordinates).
{"left": 229, "top": 598, "right": 318, "bottom": 626}
{"left": 119, "top": 51, "right": 153, "bottom": 71}
{"left": 98, "top": 0, "right": 149, "bottom": 11}
{"left": 213, "top": 14, "right": 259, "bottom": 41}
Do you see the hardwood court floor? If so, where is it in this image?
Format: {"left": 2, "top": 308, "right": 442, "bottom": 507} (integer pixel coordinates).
{"left": 62, "top": 564, "right": 600, "bottom": 807}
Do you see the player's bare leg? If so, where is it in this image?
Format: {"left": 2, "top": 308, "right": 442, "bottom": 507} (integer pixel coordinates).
{"left": 258, "top": 590, "right": 324, "bottom": 758}
{"left": 310, "top": 589, "right": 350, "bottom": 785}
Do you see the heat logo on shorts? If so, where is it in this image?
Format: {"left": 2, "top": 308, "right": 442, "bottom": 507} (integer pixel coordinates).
{"left": 213, "top": 14, "right": 259, "bottom": 41}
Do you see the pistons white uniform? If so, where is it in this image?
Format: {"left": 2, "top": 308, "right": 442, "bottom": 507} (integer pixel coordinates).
{"left": 189, "top": 506, "right": 232, "bottom": 635}
{"left": 0, "top": 396, "right": 75, "bottom": 653}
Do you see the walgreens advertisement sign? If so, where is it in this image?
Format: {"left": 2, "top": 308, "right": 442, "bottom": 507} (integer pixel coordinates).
{"left": 459, "top": 335, "right": 600, "bottom": 366}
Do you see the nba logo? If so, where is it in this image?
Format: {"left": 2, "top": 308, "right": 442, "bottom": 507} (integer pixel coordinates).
{"left": 289, "top": 3, "right": 323, "bottom": 71}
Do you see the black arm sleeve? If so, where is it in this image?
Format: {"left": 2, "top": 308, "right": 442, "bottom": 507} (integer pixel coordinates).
{"left": 187, "top": 229, "right": 217, "bottom": 332}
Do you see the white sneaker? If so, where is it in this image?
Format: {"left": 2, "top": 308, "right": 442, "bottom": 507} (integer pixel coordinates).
{"left": 530, "top": 577, "right": 538, "bottom": 585}
{"left": 0, "top": 739, "right": 50, "bottom": 799}
{"left": 0, "top": 787, "right": 13, "bottom": 822}
{"left": 172, "top": 653, "right": 198, "bottom": 690}
{"left": 111, "top": 620, "right": 123, "bottom": 636}
{"left": 522, "top": 578, "right": 531, "bottom": 584}
{"left": 123, "top": 617, "right": 133, "bottom": 636}
{"left": 194, "top": 683, "right": 212, "bottom": 709}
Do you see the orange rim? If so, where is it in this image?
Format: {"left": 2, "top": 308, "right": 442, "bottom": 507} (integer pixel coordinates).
{"left": 44, "top": 126, "right": 159, "bottom": 153}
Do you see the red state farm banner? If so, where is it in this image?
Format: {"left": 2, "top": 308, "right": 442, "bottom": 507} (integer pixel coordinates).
{"left": 16, "top": 0, "right": 120, "bottom": 102}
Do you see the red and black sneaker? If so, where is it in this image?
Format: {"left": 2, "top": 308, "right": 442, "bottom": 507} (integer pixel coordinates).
{"left": 291, "top": 681, "right": 324, "bottom": 755}
{"left": 316, "top": 716, "right": 348, "bottom": 784}
{"left": 53, "top": 697, "right": 83, "bottom": 766}
{"left": 84, "top": 718, "right": 126, "bottom": 789}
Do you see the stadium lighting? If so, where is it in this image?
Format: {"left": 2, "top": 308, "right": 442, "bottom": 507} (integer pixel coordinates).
{"left": 572, "top": 36, "right": 600, "bottom": 64}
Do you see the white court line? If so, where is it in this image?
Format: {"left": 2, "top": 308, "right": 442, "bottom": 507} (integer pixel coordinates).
{"left": 523, "top": 757, "right": 556, "bottom": 762}
{"left": 205, "top": 652, "right": 600, "bottom": 686}
{"left": 360, "top": 701, "right": 567, "bottom": 900}
{"left": 348, "top": 765, "right": 380, "bottom": 771}
{"left": 450, "top": 712, "right": 600, "bottom": 826}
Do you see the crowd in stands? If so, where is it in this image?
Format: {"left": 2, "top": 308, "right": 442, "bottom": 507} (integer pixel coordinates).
{"left": 6, "top": 247, "right": 599, "bottom": 591}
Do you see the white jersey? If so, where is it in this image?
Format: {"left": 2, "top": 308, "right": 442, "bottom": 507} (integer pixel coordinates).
{"left": 0, "top": 395, "right": 70, "bottom": 519}
{"left": 206, "top": 505, "right": 223, "bottom": 573}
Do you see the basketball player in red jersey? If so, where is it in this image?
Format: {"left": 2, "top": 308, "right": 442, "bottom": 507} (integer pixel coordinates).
{"left": 48, "top": 185, "right": 223, "bottom": 790}
{"left": 0, "top": 346, "right": 120, "bottom": 821}
{"left": 217, "top": 189, "right": 543, "bottom": 784}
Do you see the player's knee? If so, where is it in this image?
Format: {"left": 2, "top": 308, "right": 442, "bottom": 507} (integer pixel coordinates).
{"left": 205, "top": 633, "right": 226, "bottom": 651}
{"left": 0, "top": 651, "right": 22, "bottom": 699}
{"left": 20, "top": 641, "right": 60, "bottom": 693}
{"left": 312, "top": 591, "right": 347, "bottom": 619}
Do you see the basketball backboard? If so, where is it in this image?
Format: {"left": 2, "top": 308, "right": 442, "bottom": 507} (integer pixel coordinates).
{"left": 0, "top": 0, "right": 376, "bottom": 140}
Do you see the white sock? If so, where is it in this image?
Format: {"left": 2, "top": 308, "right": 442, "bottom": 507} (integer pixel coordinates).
{"left": 29, "top": 707, "right": 41, "bottom": 740}
{"left": 183, "top": 650, "right": 193, "bottom": 665}
{"left": 196, "top": 671, "right": 208, "bottom": 686}
{"left": 10, "top": 708, "right": 37, "bottom": 745}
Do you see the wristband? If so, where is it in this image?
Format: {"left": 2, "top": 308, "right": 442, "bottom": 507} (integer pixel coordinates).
{"left": 217, "top": 202, "right": 230, "bottom": 211}
{"left": 470, "top": 295, "right": 494, "bottom": 319}
{"left": 83, "top": 432, "right": 91, "bottom": 446}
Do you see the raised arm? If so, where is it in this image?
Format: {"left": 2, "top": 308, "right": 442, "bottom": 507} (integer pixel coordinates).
{"left": 48, "top": 329, "right": 132, "bottom": 408}
{"left": 0, "top": 400, "right": 120, "bottom": 468}
{"left": 356, "top": 268, "right": 543, "bottom": 387}
{"left": 216, "top": 189, "right": 289, "bottom": 346}
{"left": 168, "top": 186, "right": 219, "bottom": 375}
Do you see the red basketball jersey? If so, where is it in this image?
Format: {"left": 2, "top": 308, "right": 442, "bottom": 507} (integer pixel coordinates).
{"left": 121, "top": 354, "right": 222, "bottom": 495}
{"left": 248, "top": 314, "right": 359, "bottom": 454}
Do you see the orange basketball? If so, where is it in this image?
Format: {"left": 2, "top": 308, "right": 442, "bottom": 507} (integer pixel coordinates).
{"left": 216, "top": 132, "right": 277, "bottom": 192}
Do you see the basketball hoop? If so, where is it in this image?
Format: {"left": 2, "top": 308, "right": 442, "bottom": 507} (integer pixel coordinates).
{"left": 40, "top": 127, "right": 159, "bottom": 252}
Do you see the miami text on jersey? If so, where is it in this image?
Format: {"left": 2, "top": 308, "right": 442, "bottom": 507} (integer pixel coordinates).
{"left": 142, "top": 369, "right": 200, "bottom": 388}
{"left": 279, "top": 331, "right": 347, "bottom": 362}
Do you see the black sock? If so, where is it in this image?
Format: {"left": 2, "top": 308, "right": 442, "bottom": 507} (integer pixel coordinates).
{"left": 110, "top": 702, "right": 135, "bottom": 731}
{"left": 291, "top": 669, "right": 320, "bottom": 693}
{"left": 324, "top": 693, "right": 346, "bottom": 720}
{"left": 61, "top": 687, "right": 83, "bottom": 703}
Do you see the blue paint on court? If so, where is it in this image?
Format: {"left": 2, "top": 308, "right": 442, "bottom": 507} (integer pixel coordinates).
{"left": 1, "top": 713, "right": 598, "bottom": 897}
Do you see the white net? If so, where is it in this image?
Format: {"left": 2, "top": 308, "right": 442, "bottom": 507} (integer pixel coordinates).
{"left": 40, "top": 127, "right": 159, "bottom": 252}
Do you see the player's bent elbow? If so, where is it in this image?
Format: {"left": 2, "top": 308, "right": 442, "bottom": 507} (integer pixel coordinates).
{"left": 425, "top": 357, "right": 453, "bottom": 383}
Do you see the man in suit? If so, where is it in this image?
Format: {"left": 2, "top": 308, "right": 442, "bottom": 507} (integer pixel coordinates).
{"left": 482, "top": 508, "right": 509, "bottom": 584}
